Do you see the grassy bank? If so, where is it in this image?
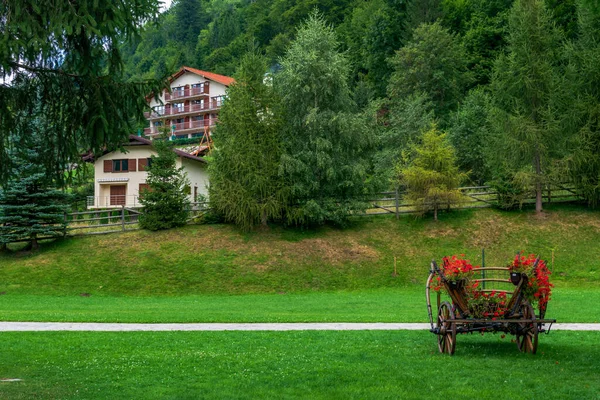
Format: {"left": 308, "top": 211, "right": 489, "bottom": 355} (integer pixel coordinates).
{"left": 1, "top": 331, "right": 598, "bottom": 399}
{"left": 1, "top": 205, "right": 599, "bottom": 296}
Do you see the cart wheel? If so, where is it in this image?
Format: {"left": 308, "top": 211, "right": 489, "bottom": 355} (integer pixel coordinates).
{"left": 516, "top": 302, "right": 538, "bottom": 354}
{"left": 437, "top": 301, "right": 456, "bottom": 355}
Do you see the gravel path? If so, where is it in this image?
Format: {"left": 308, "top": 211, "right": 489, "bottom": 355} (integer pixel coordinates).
{"left": 1, "top": 322, "right": 598, "bottom": 332}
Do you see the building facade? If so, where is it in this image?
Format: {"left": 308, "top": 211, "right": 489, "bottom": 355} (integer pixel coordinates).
{"left": 89, "top": 136, "right": 209, "bottom": 209}
{"left": 143, "top": 66, "right": 234, "bottom": 140}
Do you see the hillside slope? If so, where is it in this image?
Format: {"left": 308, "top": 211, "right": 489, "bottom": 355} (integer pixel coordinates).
{"left": 1, "top": 205, "right": 598, "bottom": 296}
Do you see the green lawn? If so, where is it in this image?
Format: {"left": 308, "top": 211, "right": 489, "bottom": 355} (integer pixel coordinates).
{"left": 1, "top": 331, "right": 598, "bottom": 399}
{"left": 0, "top": 287, "right": 597, "bottom": 323}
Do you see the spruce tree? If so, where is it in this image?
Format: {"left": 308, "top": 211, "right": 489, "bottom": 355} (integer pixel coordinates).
{"left": 399, "top": 125, "right": 466, "bottom": 221}
{"left": 488, "top": 0, "right": 566, "bottom": 214}
{"left": 139, "top": 140, "right": 190, "bottom": 231}
{"left": 209, "top": 52, "right": 288, "bottom": 231}
{"left": 0, "top": 150, "right": 70, "bottom": 250}
{"left": 0, "top": 0, "right": 165, "bottom": 185}
{"left": 277, "top": 11, "right": 375, "bottom": 226}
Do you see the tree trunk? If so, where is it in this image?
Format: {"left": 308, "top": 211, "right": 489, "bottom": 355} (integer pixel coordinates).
{"left": 434, "top": 204, "right": 438, "bottom": 221}
{"left": 535, "top": 151, "right": 543, "bottom": 214}
{"left": 261, "top": 209, "right": 267, "bottom": 227}
{"left": 31, "top": 235, "right": 39, "bottom": 251}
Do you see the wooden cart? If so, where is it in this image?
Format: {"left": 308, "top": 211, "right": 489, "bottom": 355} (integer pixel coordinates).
{"left": 426, "top": 258, "right": 555, "bottom": 355}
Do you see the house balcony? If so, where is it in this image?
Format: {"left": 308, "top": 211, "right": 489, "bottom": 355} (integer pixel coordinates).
{"left": 143, "top": 119, "right": 218, "bottom": 136}
{"left": 144, "top": 100, "right": 224, "bottom": 120}
{"left": 164, "top": 85, "right": 209, "bottom": 102}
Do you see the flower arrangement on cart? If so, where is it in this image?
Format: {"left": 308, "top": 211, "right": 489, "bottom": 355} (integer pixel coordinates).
{"left": 426, "top": 252, "right": 555, "bottom": 355}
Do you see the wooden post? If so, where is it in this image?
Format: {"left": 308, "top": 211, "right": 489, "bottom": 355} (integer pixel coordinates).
{"left": 121, "top": 205, "right": 125, "bottom": 231}
{"left": 393, "top": 256, "right": 398, "bottom": 277}
{"left": 481, "top": 248, "right": 486, "bottom": 290}
{"left": 395, "top": 186, "right": 399, "bottom": 220}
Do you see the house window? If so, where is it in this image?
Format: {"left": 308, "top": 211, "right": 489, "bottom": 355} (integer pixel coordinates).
{"left": 113, "top": 159, "right": 129, "bottom": 172}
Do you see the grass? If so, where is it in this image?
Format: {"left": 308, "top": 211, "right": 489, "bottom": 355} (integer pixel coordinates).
{"left": 1, "top": 204, "right": 599, "bottom": 296}
{"left": 0, "top": 287, "right": 597, "bottom": 323}
{"left": 1, "top": 331, "right": 599, "bottom": 399}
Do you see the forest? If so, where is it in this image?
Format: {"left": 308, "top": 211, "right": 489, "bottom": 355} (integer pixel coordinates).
{"left": 1, "top": 0, "right": 600, "bottom": 234}
{"left": 120, "top": 0, "right": 600, "bottom": 227}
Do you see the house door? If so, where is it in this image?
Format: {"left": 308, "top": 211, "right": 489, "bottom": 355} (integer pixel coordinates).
{"left": 110, "top": 185, "right": 126, "bottom": 206}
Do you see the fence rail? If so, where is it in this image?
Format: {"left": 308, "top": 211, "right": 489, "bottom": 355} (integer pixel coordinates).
{"left": 364, "top": 184, "right": 583, "bottom": 218}
{"left": 2, "top": 185, "right": 585, "bottom": 243}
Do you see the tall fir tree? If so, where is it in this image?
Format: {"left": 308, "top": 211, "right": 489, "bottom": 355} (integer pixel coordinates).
{"left": 0, "top": 149, "right": 70, "bottom": 250}
{"left": 562, "top": 0, "right": 600, "bottom": 207}
{"left": 209, "top": 52, "right": 288, "bottom": 231}
{"left": 139, "top": 140, "right": 190, "bottom": 231}
{"left": 488, "top": 0, "right": 566, "bottom": 213}
{"left": 276, "top": 11, "right": 375, "bottom": 226}
{"left": 0, "top": 0, "right": 165, "bottom": 185}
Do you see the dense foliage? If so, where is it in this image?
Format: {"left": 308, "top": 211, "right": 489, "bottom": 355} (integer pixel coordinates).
{"left": 0, "top": 149, "right": 70, "bottom": 250}
{"left": 0, "top": 0, "right": 166, "bottom": 185}
{"left": 209, "top": 52, "right": 288, "bottom": 230}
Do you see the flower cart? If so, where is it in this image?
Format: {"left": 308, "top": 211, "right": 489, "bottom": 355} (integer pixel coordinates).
{"left": 426, "top": 253, "right": 556, "bottom": 355}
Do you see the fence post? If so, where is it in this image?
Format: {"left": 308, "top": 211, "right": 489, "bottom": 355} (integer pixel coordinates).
{"left": 395, "top": 185, "right": 400, "bottom": 220}
{"left": 121, "top": 205, "right": 125, "bottom": 231}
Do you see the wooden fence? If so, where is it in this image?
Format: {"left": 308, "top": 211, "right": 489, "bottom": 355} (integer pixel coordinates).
{"left": 2, "top": 185, "right": 584, "bottom": 243}
{"left": 65, "top": 202, "right": 209, "bottom": 236}
{"left": 364, "top": 184, "right": 583, "bottom": 218}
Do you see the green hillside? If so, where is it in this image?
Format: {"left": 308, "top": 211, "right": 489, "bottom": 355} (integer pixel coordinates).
{"left": 1, "top": 205, "right": 598, "bottom": 297}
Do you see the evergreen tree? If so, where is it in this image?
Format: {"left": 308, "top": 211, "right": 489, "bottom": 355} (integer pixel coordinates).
{"left": 399, "top": 125, "right": 466, "bottom": 221}
{"left": 139, "top": 140, "right": 190, "bottom": 231}
{"left": 0, "top": 150, "right": 70, "bottom": 250}
{"left": 562, "top": 0, "right": 600, "bottom": 206}
{"left": 388, "top": 22, "right": 470, "bottom": 123}
{"left": 0, "top": 0, "right": 165, "bottom": 185}
{"left": 448, "top": 88, "right": 492, "bottom": 185}
{"left": 374, "top": 93, "right": 435, "bottom": 186}
{"left": 488, "top": 0, "right": 566, "bottom": 214}
{"left": 277, "top": 12, "right": 375, "bottom": 226}
{"left": 209, "top": 52, "right": 288, "bottom": 231}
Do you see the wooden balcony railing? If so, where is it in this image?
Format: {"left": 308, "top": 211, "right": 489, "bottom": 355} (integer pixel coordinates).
{"left": 145, "top": 100, "right": 225, "bottom": 119}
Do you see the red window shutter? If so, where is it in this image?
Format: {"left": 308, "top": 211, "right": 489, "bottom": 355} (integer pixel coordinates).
{"left": 104, "top": 160, "right": 112, "bottom": 172}
{"left": 129, "top": 159, "right": 137, "bottom": 172}
{"left": 138, "top": 158, "right": 148, "bottom": 171}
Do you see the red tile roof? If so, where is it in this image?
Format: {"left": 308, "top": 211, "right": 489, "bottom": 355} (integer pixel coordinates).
{"left": 173, "top": 66, "right": 235, "bottom": 86}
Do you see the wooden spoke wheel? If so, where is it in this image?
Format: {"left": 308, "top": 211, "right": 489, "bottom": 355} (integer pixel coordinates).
{"left": 516, "top": 302, "right": 538, "bottom": 354}
{"left": 437, "top": 301, "right": 456, "bottom": 355}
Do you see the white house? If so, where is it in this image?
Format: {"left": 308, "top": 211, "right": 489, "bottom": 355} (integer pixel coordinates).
{"left": 143, "top": 66, "right": 234, "bottom": 140}
{"left": 88, "top": 135, "right": 209, "bottom": 209}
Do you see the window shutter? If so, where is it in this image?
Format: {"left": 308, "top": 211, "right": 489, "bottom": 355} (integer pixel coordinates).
{"left": 138, "top": 158, "right": 148, "bottom": 171}
{"left": 104, "top": 160, "right": 112, "bottom": 173}
{"left": 129, "top": 159, "right": 137, "bottom": 172}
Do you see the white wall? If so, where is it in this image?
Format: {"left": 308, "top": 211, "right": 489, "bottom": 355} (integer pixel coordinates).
{"left": 93, "top": 144, "right": 208, "bottom": 208}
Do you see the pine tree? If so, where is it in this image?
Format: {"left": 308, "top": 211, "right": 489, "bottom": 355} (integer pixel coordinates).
{"left": 139, "top": 140, "right": 190, "bottom": 231}
{"left": 399, "top": 125, "right": 466, "bottom": 221}
{"left": 0, "top": 150, "right": 70, "bottom": 250}
{"left": 0, "top": 0, "right": 165, "bottom": 185}
{"left": 487, "top": 0, "right": 566, "bottom": 214}
{"left": 209, "top": 52, "right": 288, "bottom": 231}
{"left": 277, "top": 11, "right": 375, "bottom": 226}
